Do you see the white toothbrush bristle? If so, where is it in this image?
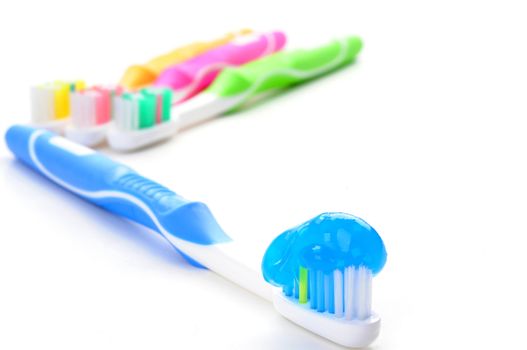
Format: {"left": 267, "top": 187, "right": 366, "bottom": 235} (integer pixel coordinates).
{"left": 113, "top": 96, "right": 124, "bottom": 129}
{"left": 132, "top": 100, "right": 139, "bottom": 130}
{"left": 71, "top": 87, "right": 116, "bottom": 129}
{"left": 70, "top": 92, "right": 93, "bottom": 128}
{"left": 30, "top": 86, "right": 54, "bottom": 122}
{"left": 89, "top": 93, "right": 97, "bottom": 127}
{"left": 122, "top": 97, "right": 135, "bottom": 131}
{"left": 324, "top": 274, "right": 330, "bottom": 312}
{"left": 124, "top": 98, "right": 131, "bottom": 130}
{"left": 344, "top": 266, "right": 355, "bottom": 319}
{"left": 333, "top": 269, "right": 343, "bottom": 317}
{"left": 356, "top": 266, "right": 372, "bottom": 320}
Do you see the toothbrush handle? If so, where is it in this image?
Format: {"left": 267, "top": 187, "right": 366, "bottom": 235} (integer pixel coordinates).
{"left": 119, "top": 29, "right": 253, "bottom": 89}
{"left": 5, "top": 125, "right": 231, "bottom": 246}
{"left": 154, "top": 32, "right": 287, "bottom": 101}
{"left": 145, "top": 29, "right": 253, "bottom": 75}
{"left": 207, "top": 36, "right": 363, "bottom": 99}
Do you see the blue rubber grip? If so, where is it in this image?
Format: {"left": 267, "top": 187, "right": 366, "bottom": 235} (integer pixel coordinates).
{"left": 5, "top": 125, "right": 231, "bottom": 247}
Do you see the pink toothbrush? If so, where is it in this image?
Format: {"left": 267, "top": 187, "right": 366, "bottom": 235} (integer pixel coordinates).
{"left": 154, "top": 31, "right": 286, "bottom": 103}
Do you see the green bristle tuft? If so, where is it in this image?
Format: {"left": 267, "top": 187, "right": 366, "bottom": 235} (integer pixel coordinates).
{"left": 161, "top": 89, "right": 172, "bottom": 121}
{"left": 299, "top": 266, "right": 308, "bottom": 304}
{"left": 142, "top": 88, "right": 173, "bottom": 122}
{"left": 138, "top": 94, "right": 156, "bottom": 129}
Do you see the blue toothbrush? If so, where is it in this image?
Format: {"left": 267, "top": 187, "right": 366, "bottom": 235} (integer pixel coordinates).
{"left": 5, "top": 124, "right": 387, "bottom": 348}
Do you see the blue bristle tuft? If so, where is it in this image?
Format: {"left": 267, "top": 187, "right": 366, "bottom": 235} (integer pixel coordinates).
{"left": 294, "top": 278, "right": 299, "bottom": 299}
{"left": 309, "top": 269, "right": 317, "bottom": 309}
{"left": 328, "top": 274, "right": 335, "bottom": 313}
{"left": 283, "top": 283, "right": 293, "bottom": 297}
{"left": 316, "top": 270, "right": 325, "bottom": 312}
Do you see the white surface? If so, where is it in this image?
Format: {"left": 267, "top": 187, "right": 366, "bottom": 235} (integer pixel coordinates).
{"left": 0, "top": 1, "right": 526, "bottom": 349}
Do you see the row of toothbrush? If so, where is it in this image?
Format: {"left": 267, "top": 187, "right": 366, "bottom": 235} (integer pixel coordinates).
{"left": 7, "top": 29, "right": 387, "bottom": 348}
{"left": 29, "top": 30, "right": 362, "bottom": 151}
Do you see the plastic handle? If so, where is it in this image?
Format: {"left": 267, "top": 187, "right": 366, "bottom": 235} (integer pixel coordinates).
{"left": 119, "top": 29, "right": 252, "bottom": 90}
{"left": 207, "top": 36, "right": 363, "bottom": 99}
{"left": 5, "top": 125, "right": 231, "bottom": 246}
{"left": 154, "top": 31, "right": 287, "bottom": 102}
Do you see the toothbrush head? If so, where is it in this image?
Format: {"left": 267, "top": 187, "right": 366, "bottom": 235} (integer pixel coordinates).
{"left": 65, "top": 86, "right": 123, "bottom": 146}
{"left": 30, "top": 81, "right": 85, "bottom": 132}
{"left": 262, "top": 212, "right": 387, "bottom": 348}
{"left": 108, "top": 87, "right": 175, "bottom": 151}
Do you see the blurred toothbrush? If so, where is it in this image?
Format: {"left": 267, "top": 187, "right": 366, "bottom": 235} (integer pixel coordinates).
{"left": 6, "top": 124, "right": 387, "bottom": 348}
{"left": 154, "top": 31, "right": 286, "bottom": 103}
{"left": 30, "top": 81, "right": 85, "bottom": 133}
{"left": 107, "top": 36, "right": 363, "bottom": 152}
{"left": 28, "top": 30, "right": 256, "bottom": 146}
{"left": 120, "top": 29, "right": 252, "bottom": 90}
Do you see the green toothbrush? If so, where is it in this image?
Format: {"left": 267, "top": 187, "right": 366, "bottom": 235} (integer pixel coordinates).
{"left": 107, "top": 36, "right": 363, "bottom": 151}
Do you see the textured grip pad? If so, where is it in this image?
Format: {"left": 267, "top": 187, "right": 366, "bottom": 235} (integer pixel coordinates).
{"left": 207, "top": 36, "right": 363, "bottom": 98}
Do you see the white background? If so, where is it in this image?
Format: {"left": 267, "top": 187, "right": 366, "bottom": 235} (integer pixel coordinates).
{"left": 1, "top": 1, "right": 526, "bottom": 349}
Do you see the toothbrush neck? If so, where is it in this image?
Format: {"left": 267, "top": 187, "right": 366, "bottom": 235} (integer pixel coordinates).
{"left": 210, "top": 240, "right": 273, "bottom": 301}
{"left": 166, "top": 234, "right": 272, "bottom": 301}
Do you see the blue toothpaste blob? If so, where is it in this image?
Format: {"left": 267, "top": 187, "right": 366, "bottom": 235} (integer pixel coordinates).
{"left": 262, "top": 212, "right": 387, "bottom": 293}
